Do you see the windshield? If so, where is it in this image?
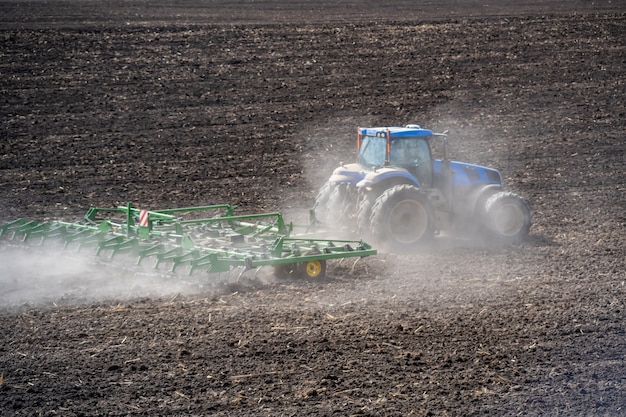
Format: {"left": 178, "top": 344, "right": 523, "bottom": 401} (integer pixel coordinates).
{"left": 358, "top": 135, "right": 387, "bottom": 168}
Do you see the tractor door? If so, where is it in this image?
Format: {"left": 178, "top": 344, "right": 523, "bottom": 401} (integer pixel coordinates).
{"left": 389, "top": 138, "right": 433, "bottom": 187}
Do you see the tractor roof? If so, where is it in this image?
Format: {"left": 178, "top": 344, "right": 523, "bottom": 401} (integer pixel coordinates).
{"left": 359, "top": 125, "right": 433, "bottom": 138}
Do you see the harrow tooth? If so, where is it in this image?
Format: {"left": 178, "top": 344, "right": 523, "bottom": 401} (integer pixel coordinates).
{"left": 0, "top": 219, "right": 25, "bottom": 239}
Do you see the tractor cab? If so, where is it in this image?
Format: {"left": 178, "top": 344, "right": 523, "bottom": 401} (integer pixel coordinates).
{"left": 358, "top": 125, "right": 433, "bottom": 187}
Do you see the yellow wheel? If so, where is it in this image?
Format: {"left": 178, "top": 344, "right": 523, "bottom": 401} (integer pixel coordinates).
{"left": 300, "top": 259, "right": 327, "bottom": 279}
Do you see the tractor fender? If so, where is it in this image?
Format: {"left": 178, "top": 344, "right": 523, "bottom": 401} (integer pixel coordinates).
{"left": 356, "top": 167, "right": 421, "bottom": 190}
{"left": 467, "top": 184, "right": 503, "bottom": 217}
{"left": 328, "top": 163, "right": 367, "bottom": 184}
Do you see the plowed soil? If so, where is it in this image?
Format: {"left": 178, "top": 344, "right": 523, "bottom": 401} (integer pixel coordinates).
{"left": 1, "top": 1, "right": 625, "bottom": 416}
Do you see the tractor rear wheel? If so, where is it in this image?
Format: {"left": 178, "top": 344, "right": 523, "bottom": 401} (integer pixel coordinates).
{"left": 313, "top": 182, "right": 334, "bottom": 224}
{"left": 370, "top": 184, "right": 434, "bottom": 252}
{"left": 356, "top": 191, "right": 377, "bottom": 238}
{"left": 325, "top": 183, "right": 356, "bottom": 228}
{"left": 484, "top": 191, "right": 531, "bottom": 243}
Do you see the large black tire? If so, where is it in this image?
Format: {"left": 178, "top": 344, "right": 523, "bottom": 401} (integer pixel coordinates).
{"left": 313, "top": 182, "right": 334, "bottom": 224}
{"left": 483, "top": 191, "right": 532, "bottom": 243}
{"left": 356, "top": 191, "right": 378, "bottom": 238}
{"left": 324, "top": 183, "right": 356, "bottom": 228}
{"left": 370, "top": 184, "right": 434, "bottom": 252}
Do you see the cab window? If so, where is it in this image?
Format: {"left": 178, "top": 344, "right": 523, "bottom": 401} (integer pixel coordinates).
{"left": 389, "top": 138, "right": 433, "bottom": 186}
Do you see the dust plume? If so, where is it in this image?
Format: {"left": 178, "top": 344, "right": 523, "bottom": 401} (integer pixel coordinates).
{"left": 0, "top": 245, "right": 226, "bottom": 309}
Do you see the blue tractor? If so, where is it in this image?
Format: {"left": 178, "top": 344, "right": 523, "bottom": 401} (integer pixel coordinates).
{"left": 314, "top": 124, "right": 532, "bottom": 251}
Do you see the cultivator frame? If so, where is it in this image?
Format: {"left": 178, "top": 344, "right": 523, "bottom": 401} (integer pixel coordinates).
{"left": 0, "top": 203, "right": 376, "bottom": 281}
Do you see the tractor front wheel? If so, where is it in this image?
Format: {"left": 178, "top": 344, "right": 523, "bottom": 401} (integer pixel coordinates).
{"left": 483, "top": 191, "right": 532, "bottom": 243}
{"left": 370, "top": 184, "right": 434, "bottom": 252}
{"left": 356, "top": 191, "right": 378, "bottom": 238}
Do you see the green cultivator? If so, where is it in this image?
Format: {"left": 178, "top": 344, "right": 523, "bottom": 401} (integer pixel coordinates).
{"left": 0, "top": 203, "right": 376, "bottom": 281}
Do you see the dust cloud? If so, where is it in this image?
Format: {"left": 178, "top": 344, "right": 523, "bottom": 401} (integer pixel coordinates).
{"left": 0, "top": 245, "right": 232, "bottom": 309}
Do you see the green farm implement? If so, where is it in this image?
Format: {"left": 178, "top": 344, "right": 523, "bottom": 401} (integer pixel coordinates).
{"left": 0, "top": 203, "right": 376, "bottom": 282}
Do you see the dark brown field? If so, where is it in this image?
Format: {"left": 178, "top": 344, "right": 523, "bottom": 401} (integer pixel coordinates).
{"left": 1, "top": 1, "right": 625, "bottom": 415}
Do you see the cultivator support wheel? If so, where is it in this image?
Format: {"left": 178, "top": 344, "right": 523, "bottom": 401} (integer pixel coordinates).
{"left": 0, "top": 203, "right": 376, "bottom": 283}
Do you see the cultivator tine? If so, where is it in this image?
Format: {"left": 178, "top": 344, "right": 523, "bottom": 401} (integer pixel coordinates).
{"left": 5, "top": 220, "right": 42, "bottom": 242}
{"left": 136, "top": 242, "right": 166, "bottom": 266}
{"left": 189, "top": 252, "right": 222, "bottom": 275}
{"left": 0, "top": 218, "right": 23, "bottom": 238}
{"left": 17, "top": 222, "right": 49, "bottom": 242}
{"left": 66, "top": 229, "right": 107, "bottom": 251}
{"left": 97, "top": 235, "right": 135, "bottom": 257}
{"left": 154, "top": 247, "right": 183, "bottom": 270}
{"left": 42, "top": 223, "right": 70, "bottom": 241}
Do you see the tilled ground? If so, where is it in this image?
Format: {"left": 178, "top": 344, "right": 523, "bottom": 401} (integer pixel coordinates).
{"left": 1, "top": 1, "right": 625, "bottom": 416}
